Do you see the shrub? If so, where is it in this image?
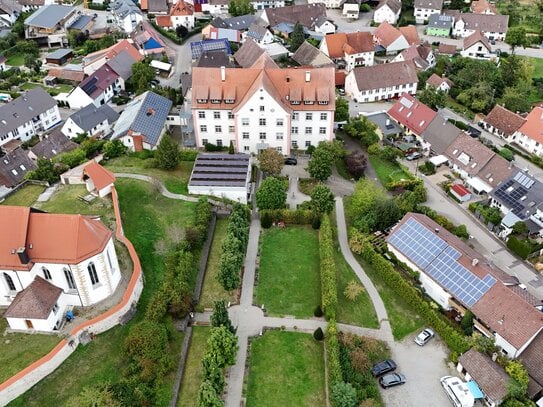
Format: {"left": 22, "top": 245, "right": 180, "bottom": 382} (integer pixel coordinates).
{"left": 314, "top": 305, "right": 324, "bottom": 317}
{"left": 507, "top": 236, "right": 533, "bottom": 259}
{"left": 259, "top": 209, "right": 314, "bottom": 225}
{"left": 260, "top": 211, "right": 273, "bottom": 228}
{"left": 311, "top": 214, "right": 321, "bottom": 230}
{"left": 204, "top": 142, "right": 225, "bottom": 152}
{"left": 179, "top": 149, "right": 198, "bottom": 161}
{"left": 326, "top": 320, "right": 342, "bottom": 384}
{"left": 499, "top": 147, "right": 514, "bottom": 161}
{"left": 313, "top": 327, "right": 324, "bottom": 341}
{"left": 320, "top": 215, "right": 337, "bottom": 320}
{"left": 331, "top": 381, "right": 358, "bottom": 407}
{"left": 256, "top": 176, "right": 287, "bottom": 210}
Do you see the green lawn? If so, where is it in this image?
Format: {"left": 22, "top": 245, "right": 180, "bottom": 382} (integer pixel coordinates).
{"left": 531, "top": 57, "right": 543, "bottom": 78}
{"left": 199, "top": 218, "right": 237, "bottom": 309}
{"left": 246, "top": 331, "right": 325, "bottom": 407}
{"left": 356, "top": 255, "right": 424, "bottom": 340}
{"left": 335, "top": 250, "right": 379, "bottom": 329}
{"left": 298, "top": 178, "right": 319, "bottom": 195}
{"left": 1, "top": 184, "right": 44, "bottom": 206}
{"left": 177, "top": 327, "right": 211, "bottom": 407}
{"left": 9, "top": 179, "right": 196, "bottom": 406}
{"left": 19, "top": 82, "right": 73, "bottom": 93}
{"left": 104, "top": 156, "right": 194, "bottom": 195}
{"left": 255, "top": 227, "right": 320, "bottom": 318}
{"left": 0, "top": 320, "right": 60, "bottom": 385}
{"left": 6, "top": 54, "right": 24, "bottom": 66}
{"left": 368, "top": 156, "right": 412, "bottom": 187}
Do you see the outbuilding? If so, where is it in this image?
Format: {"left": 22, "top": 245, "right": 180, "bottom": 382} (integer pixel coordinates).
{"left": 450, "top": 183, "right": 472, "bottom": 202}
{"left": 45, "top": 48, "right": 73, "bottom": 65}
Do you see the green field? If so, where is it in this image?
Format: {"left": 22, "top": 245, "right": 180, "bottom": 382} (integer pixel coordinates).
{"left": 177, "top": 327, "right": 211, "bottom": 407}
{"left": 5, "top": 54, "right": 24, "bottom": 66}
{"left": 199, "top": 218, "right": 237, "bottom": 309}
{"left": 531, "top": 57, "right": 543, "bottom": 78}
{"left": 246, "top": 331, "right": 325, "bottom": 407}
{"left": 368, "top": 156, "right": 413, "bottom": 187}
{"left": 255, "top": 227, "right": 320, "bottom": 318}
{"left": 0, "top": 184, "right": 44, "bottom": 206}
{"left": 19, "top": 82, "right": 73, "bottom": 93}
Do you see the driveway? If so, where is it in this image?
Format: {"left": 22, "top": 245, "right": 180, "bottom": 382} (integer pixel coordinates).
{"left": 382, "top": 334, "right": 455, "bottom": 407}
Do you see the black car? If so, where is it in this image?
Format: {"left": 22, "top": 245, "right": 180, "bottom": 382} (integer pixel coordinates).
{"left": 371, "top": 359, "right": 397, "bottom": 377}
{"left": 379, "top": 373, "right": 406, "bottom": 388}
{"left": 284, "top": 157, "right": 297, "bottom": 165}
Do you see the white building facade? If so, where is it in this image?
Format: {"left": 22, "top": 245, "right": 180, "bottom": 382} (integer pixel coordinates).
{"left": 373, "top": 1, "right": 401, "bottom": 24}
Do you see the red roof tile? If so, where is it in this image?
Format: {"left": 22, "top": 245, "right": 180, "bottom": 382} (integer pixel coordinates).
{"left": 388, "top": 93, "right": 437, "bottom": 135}
{"left": 4, "top": 277, "right": 62, "bottom": 319}
{"left": 451, "top": 183, "right": 470, "bottom": 196}
{"left": 84, "top": 161, "right": 115, "bottom": 191}
{"left": 483, "top": 105, "right": 526, "bottom": 137}
{"left": 517, "top": 107, "right": 543, "bottom": 145}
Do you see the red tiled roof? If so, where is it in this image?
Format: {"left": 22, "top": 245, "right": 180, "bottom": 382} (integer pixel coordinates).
{"left": 323, "top": 32, "right": 373, "bottom": 59}
{"left": 171, "top": 0, "right": 193, "bottom": 15}
{"left": 451, "top": 183, "right": 470, "bottom": 197}
{"left": 373, "top": 21, "right": 402, "bottom": 48}
{"left": 399, "top": 25, "right": 420, "bottom": 45}
{"left": 463, "top": 30, "right": 491, "bottom": 51}
{"left": 388, "top": 93, "right": 437, "bottom": 135}
{"left": 437, "top": 43, "right": 457, "bottom": 55}
{"left": 155, "top": 15, "right": 172, "bottom": 27}
{"left": 426, "top": 73, "right": 453, "bottom": 89}
{"left": 470, "top": 0, "right": 497, "bottom": 14}
{"left": 83, "top": 161, "right": 115, "bottom": 191}
{"left": 483, "top": 104, "right": 526, "bottom": 137}
{"left": 517, "top": 107, "right": 543, "bottom": 145}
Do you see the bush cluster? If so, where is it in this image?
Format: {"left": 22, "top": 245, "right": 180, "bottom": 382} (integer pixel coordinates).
{"left": 218, "top": 204, "right": 250, "bottom": 291}
{"left": 259, "top": 209, "right": 316, "bottom": 228}
{"left": 507, "top": 236, "right": 536, "bottom": 260}
{"left": 350, "top": 237, "right": 470, "bottom": 354}
{"left": 320, "top": 215, "right": 337, "bottom": 320}
{"left": 326, "top": 321, "right": 342, "bottom": 384}
{"left": 179, "top": 149, "right": 198, "bottom": 161}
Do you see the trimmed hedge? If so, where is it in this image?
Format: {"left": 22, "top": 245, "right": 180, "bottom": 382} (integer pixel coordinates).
{"left": 326, "top": 320, "right": 342, "bottom": 385}
{"left": 351, "top": 236, "right": 469, "bottom": 354}
{"left": 507, "top": 236, "right": 534, "bottom": 260}
{"left": 320, "top": 215, "right": 337, "bottom": 320}
{"left": 259, "top": 208, "right": 315, "bottom": 225}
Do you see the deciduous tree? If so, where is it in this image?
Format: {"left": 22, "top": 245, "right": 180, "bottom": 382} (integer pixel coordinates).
{"left": 335, "top": 96, "right": 349, "bottom": 122}
{"left": 256, "top": 176, "right": 287, "bottom": 209}
{"left": 131, "top": 62, "right": 155, "bottom": 94}
{"left": 505, "top": 26, "right": 529, "bottom": 54}
{"left": 207, "top": 326, "right": 238, "bottom": 368}
{"left": 210, "top": 300, "right": 235, "bottom": 333}
{"left": 343, "top": 116, "right": 379, "bottom": 147}
{"left": 310, "top": 184, "right": 335, "bottom": 213}
{"left": 259, "top": 148, "right": 284, "bottom": 176}
{"left": 228, "top": 0, "right": 255, "bottom": 16}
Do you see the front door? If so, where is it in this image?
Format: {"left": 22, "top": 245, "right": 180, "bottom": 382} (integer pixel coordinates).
{"left": 25, "top": 320, "right": 33, "bottom": 329}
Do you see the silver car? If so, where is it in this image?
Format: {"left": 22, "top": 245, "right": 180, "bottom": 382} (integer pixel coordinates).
{"left": 379, "top": 373, "right": 406, "bottom": 388}
{"left": 414, "top": 328, "right": 435, "bottom": 346}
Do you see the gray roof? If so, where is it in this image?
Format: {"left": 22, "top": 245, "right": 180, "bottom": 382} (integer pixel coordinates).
{"left": 0, "top": 0, "right": 22, "bottom": 16}
{"left": 189, "top": 153, "right": 250, "bottom": 187}
{"left": 68, "top": 14, "right": 93, "bottom": 30}
{"left": 366, "top": 112, "right": 402, "bottom": 136}
{"left": 24, "top": 4, "right": 74, "bottom": 29}
{"left": 292, "top": 41, "right": 334, "bottom": 67}
{"left": 46, "top": 48, "right": 73, "bottom": 60}
{"left": 451, "top": 12, "right": 509, "bottom": 33}
{"left": 148, "top": 0, "right": 168, "bottom": 13}
{"left": 106, "top": 50, "right": 137, "bottom": 80}
{"left": 233, "top": 38, "right": 264, "bottom": 68}
{"left": 263, "top": 3, "right": 327, "bottom": 30}
{"left": 67, "top": 103, "right": 119, "bottom": 132}
{"left": 428, "top": 14, "right": 453, "bottom": 29}
{"left": 30, "top": 130, "right": 78, "bottom": 159}
{"left": 195, "top": 51, "right": 235, "bottom": 68}
{"left": 421, "top": 115, "right": 461, "bottom": 155}
{"left": 222, "top": 14, "right": 262, "bottom": 30}
{"left": 414, "top": 0, "right": 443, "bottom": 10}
{"left": 352, "top": 61, "right": 418, "bottom": 92}
{"left": 246, "top": 23, "right": 268, "bottom": 41}
{"left": 0, "top": 147, "right": 36, "bottom": 187}
{"left": 0, "top": 88, "right": 57, "bottom": 139}
{"left": 111, "top": 0, "right": 141, "bottom": 19}
{"left": 112, "top": 91, "right": 172, "bottom": 148}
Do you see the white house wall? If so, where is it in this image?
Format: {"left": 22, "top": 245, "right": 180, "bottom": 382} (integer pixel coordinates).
{"left": 414, "top": 7, "right": 440, "bottom": 24}
{"left": 6, "top": 293, "right": 68, "bottom": 332}
{"left": 452, "top": 21, "right": 506, "bottom": 41}
{"left": 512, "top": 131, "right": 543, "bottom": 157}
{"left": 66, "top": 87, "right": 94, "bottom": 109}
{"left": 188, "top": 185, "right": 248, "bottom": 203}
{"left": 172, "top": 15, "right": 195, "bottom": 30}
{"left": 374, "top": 5, "right": 400, "bottom": 24}
{"left": 346, "top": 71, "right": 418, "bottom": 102}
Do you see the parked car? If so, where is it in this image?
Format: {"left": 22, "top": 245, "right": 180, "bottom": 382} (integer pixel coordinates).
{"left": 371, "top": 359, "right": 397, "bottom": 377}
{"left": 338, "top": 88, "right": 345, "bottom": 96}
{"left": 414, "top": 328, "right": 435, "bottom": 346}
{"left": 284, "top": 157, "right": 297, "bottom": 165}
{"left": 406, "top": 152, "right": 422, "bottom": 161}
{"left": 379, "top": 373, "right": 406, "bottom": 388}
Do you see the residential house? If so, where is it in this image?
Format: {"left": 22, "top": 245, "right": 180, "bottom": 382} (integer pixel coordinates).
{"left": 450, "top": 12, "right": 509, "bottom": 41}
{"left": 0, "top": 88, "right": 60, "bottom": 148}
{"left": 345, "top": 61, "right": 419, "bottom": 103}
{"left": 110, "top": 0, "right": 143, "bottom": 34}
{"left": 82, "top": 39, "right": 142, "bottom": 76}
{"left": 83, "top": 161, "right": 115, "bottom": 198}
{"left": 190, "top": 38, "right": 231, "bottom": 60}
{"left": 373, "top": 22, "right": 410, "bottom": 54}
{"left": 132, "top": 22, "right": 166, "bottom": 56}
{"left": 387, "top": 93, "right": 437, "bottom": 137}
{"left": 399, "top": 25, "right": 421, "bottom": 46}
{"left": 0, "top": 147, "right": 36, "bottom": 187}
{"left": 456, "top": 349, "right": 509, "bottom": 407}
{"left": 519, "top": 330, "right": 543, "bottom": 401}
{"left": 426, "top": 14, "right": 453, "bottom": 37}
{"left": 365, "top": 111, "right": 403, "bottom": 140}
{"left": 437, "top": 43, "right": 457, "bottom": 56}
{"left": 216, "top": 14, "right": 260, "bottom": 31}
{"left": 169, "top": 0, "right": 195, "bottom": 30}
{"left": 111, "top": 91, "right": 173, "bottom": 151}
{"left": 393, "top": 43, "right": 435, "bottom": 71}
{"left": 490, "top": 170, "right": 543, "bottom": 238}
{"left": 62, "top": 103, "right": 119, "bottom": 139}
{"left": 342, "top": 0, "right": 360, "bottom": 19}
{"left": 28, "top": 131, "right": 78, "bottom": 161}
{"left": 313, "top": 16, "right": 336, "bottom": 35}
{"left": 0, "top": 205, "right": 122, "bottom": 331}
{"left": 66, "top": 50, "right": 137, "bottom": 109}
{"left": 45, "top": 48, "right": 73, "bottom": 66}
{"left": 445, "top": 132, "right": 513, "bottom": 193}
{"left": 426, "top": 73, "right": 453, "bottom": 93}
{"left": 387, "top": 212, "right": 543, "bottom": 358}
{"left": 414, "top": 0, "right": 442, "bottom": 24}
{"left": 461, "top": 30, "right": 496, "bottom": 61}
{"left": 24, "top": 5, "right": 81, "bottom": 47}
{"left": 261, "top": 3, "right": 333, "bottom": 34}
{"left": 307, "top": 0, "right": 343, "bottom": 8}
{"left": 188, "top": 153, "right": 252, "bottom": 203}
{"left": 512, "top": 107, "right": 543, "bottom": 157}
{"left": 140, "top": 0, "right": 168, "bottom": 14}
{"left": 470, "top": 0, "right": 497, "bottom": 15}
{"left": 233, "top": 38, "right": 266, "bottom": 68}
{"left": 0, "top": 0, "right": 22, "bottom": 27}
{"left": 202, "top": 26, "right": 242, "bottom": 42}
{"left": 292, "top": 41, "right": 334, "bottom": 68}
{"left": 245, "top": 23, "right": 274, "bottom": 45}
{"left": 480, "top": 104, "right": 526, "bottom": 141}
{"left": 420, "top": 116, "right": 461, "bottom": 155}
{"left": 202, "top": 0, "right": 284, "bottom": 14}
{"left": 373, "top": 0, "right": 401, "bottom": 24}
{"left": 191, "top": 65, "right": 335, "bottom": 154}
{"left": 320, "top": 31, "right": 374, "bottom": 70}
{"left": 195, "top": 51, "right": 236, "bottom": 68}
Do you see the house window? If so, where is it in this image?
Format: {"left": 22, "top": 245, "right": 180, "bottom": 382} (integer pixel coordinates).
{"left": 107, "top": 250, "right": 115, "bottom": 274}
{"left": 276, "top": 133, "right": 283, "bottom": 140}
{"left": 305, "top": 141, "right": 311, "bottom": 147}
{"left": 244, "top": 146, "right": 250, "bottom": 151}
{"left": 52, "top": 302, "right": 59, "bottom": 315}
{"left": 229, "top": 126, "right": 235, "bottom": 133}
{"left": 202, "top": 138, "right": 208, "bottom": 145}
{"left": 276, "top": 146, "right": 283, "bottom": 153}
{"left": 228, "top": 112, "right": 234, "bottom": 119}
{"left": 198, "top": 111, "right": 205, "bottom": 119}
{"left": 42, "top": 267, "right": 52, "bottom": 280}
{"left": 292, "top": 140, "right": 298, "bottom": 148}
{"left": 215, "top": 125, "right": 222, "bottom": 133}
{"left": 260, "top": 106, "right": 265, "bottom": 112}
{"left": 242, "top": 132, "right": 249, "bottom": 139}
{"left": 305, "top": 127, "right": 312, "bottom": 135}
{"left": 291, "top": 126, "right": 298, "bottom": 134}
{"left": 259, "top": 118, "right": 266, "bottom": 126}
{"left": 259, "top": 132, "right": 266, "bottom": 140}
{"left": 200, "top": 125, "right": 207, "bottom": 133}
{"left": 88, "top": 262, "right": 99, "bottom": 286}
{"left": 319, "top": 127, "right": 326, "bottom": 135}
{"left": 276, "top": 119, "right": 283, "bottom": 126}
{"left": 214, "top": 111, "right": 221, "bottom": 119}
{"left": 3, "top": 273, "right": 15, "bottom": 291}
{"left": 320, "top": 113, "right": 327, "bottom": 120}
{"left": 217, "top": 139, "right": 223, "bottom": 147}
{"left": 305, "top": 113, "right": 312, "bottom": 120}
{"left": 64, "top": 268, "right": 76, "bottom": 290}
{"left": 292, "top": 113, "right": 299, "bottom": 120}
{"left": 242, "top": 118, "right": 249, "bottom": 126}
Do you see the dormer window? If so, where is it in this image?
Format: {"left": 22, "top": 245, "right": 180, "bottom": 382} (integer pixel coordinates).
{"left": 211, "top": 99, "right": 221, "bottom": 104}
{"left": 291, "top": 100, "right": 301, "bottom": 105}
{"left": 197, "top": 99, "right": 208, "bottom": 103}
{"left": 304, "top": 100, "right": 314, "bottom": 105}
{"left": 318, "top": 101, "right": 328, "bottom": 105}
{"left": 225, "top": 99, "right": 234, "bottom": 104}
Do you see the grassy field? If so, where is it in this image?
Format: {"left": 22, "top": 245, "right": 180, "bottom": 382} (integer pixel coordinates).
{"left": 335, "top": 250, "right": 379, "bottom": 329}
{"left": 246, "top": 331, "right": 325, "bottom": 407}
{"left": 531, "top": 57, "right": 543, "bottom": 78}
{"left": 104, "top": 156, "right": 194, "bottom": 195}
{"left": 0, "top": 320, "right": 61, "bottom": 384}
{"left": 20, "top": 82, "right": 73, "bottom": 93}
{"left": 0, "top": 184, "right": 44, "bottom": 206}
{"left": 255, "top": 227, "right": 320, "bottom": 318}
{"left": 9, "top": 179, "right": 196, "bottom": 406}
{"left": 368, "top": 156, "right": 412, "bottom": 187}
{"left": 177, "top": 327, "right": 211, "bottom": 407}
{"left": 6, "top": 54, "right": 24, "bottom": 66}
{"left": 199, "top": 218, "right": 237, "bottom": 309}
{"left": 356, "top": 255, "right": 424, "bottom": 340}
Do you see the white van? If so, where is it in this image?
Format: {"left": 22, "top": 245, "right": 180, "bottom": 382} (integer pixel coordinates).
{"left": 440, "top": 376, "right": 475, "bottom": 407}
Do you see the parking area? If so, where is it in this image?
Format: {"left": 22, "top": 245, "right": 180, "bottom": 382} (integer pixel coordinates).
{"left": 381, "top": 333, "right": 456, "bottom": 407}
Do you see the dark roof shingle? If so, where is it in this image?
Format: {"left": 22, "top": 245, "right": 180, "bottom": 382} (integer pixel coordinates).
{"left": 4, "top": 277, "right": 63, "bottom": 319}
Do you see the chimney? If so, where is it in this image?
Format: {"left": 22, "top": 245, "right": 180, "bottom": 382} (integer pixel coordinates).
{"left": 434, "top": 228, "right": 439, "bottom": 233}
{"left": 17, "top": 247, "right": 29, "bottom": 265}
{"left": 472, "top": 258, "right": 479, "bottom": 267}
{"left": 221, "top": 66, "right": 226, "bottom": 82}
{"left": 305, "top": 70, "right": 310, "bottom": 82}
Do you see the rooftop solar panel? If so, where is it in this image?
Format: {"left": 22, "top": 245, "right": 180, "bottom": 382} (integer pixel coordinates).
{"left": 191, "top": 173, "right": 247, "bottom": 180}
{"left": 189, "top": 180, "right": 246, "bottom": 187}
{"left": 193, "top": 166, "right": 248, "bottom": 173}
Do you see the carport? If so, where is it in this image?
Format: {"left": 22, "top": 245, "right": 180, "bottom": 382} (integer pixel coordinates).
{"left": 429, "top": 155, "right": 448, "bottom": 167}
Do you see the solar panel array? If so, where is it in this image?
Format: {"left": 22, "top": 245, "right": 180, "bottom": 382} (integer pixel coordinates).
{"left": 189, "top": 154, "right": 250, "bottom": 187}
{"left": 131, "top": 92, "right": 173, "bottom": 146}
{"left": 514, "top": 171, "right": 535, "bottom": 189}
{"left": 493, "top": 180, "right": 527, "bottom": 215}
{"left": 388, "top": 218, "right": 496, "bottom": 307}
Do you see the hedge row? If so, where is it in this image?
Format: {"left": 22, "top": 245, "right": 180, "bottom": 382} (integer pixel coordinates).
{"left": 351, "top": 235, "right": 470, "bottom": 354}
{"left": 320, "top": 215, "right": 337, "bottom": 320}
{"left": 260, "top": 209, "right": 315, "bottom": 226}
{"left": 507, "top": 236, "right": 535, "bottom": 260}
{"left": 326, "top": 320, "right": 342, "bottom": 385}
